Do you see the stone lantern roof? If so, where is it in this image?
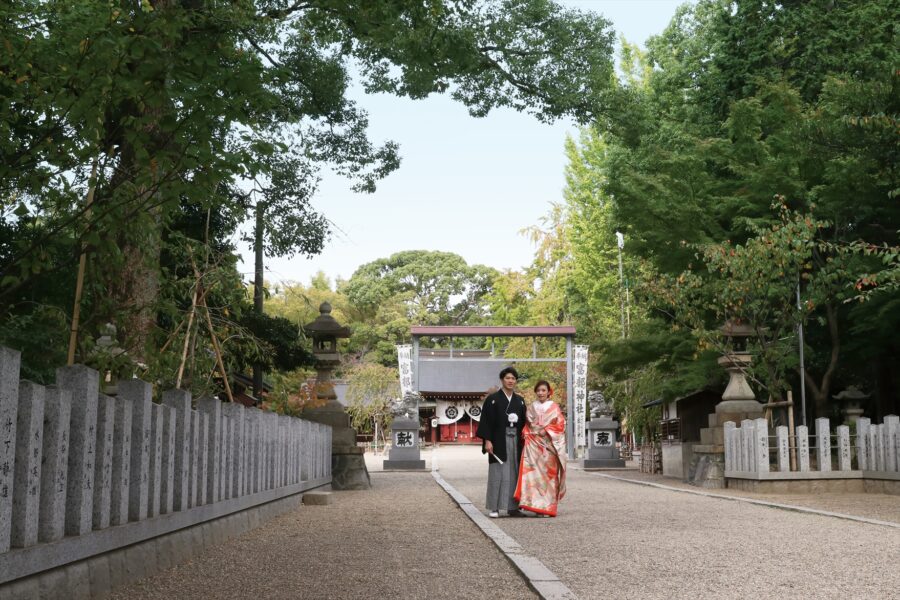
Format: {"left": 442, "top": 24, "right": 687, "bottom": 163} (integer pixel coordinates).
{"left": 303, "top": 302, "right": 351, "bottom": 340}
{"left": 833, "top": 385, "right": 870, "bottom": 401}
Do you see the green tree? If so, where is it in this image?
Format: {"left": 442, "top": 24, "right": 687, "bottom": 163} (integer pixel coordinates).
{"left": 586, "top": 0, "right": 900, "bottom": 418}
{"left": 1, "top": 0, "right": 620, "bottom": 385}
{"left": 341, "top": 250, "right": 498, "bottom": 363}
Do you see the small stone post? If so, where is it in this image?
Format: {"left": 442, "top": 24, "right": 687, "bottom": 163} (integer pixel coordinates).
{"left": 160, "top": 404, "right": 176, "bottom": 514}
{"left": 723, "top": 421, "right": 735, "bottom": 472}
{"left": 57, "top": 365, "right": 99, "bottom": 537}
{"left": 188, "top": 410, "right": 200, "bottom": 508}
{"left": 163, "top": 389, "right": 191, "bottom": 512}
{"left": 148, "top": 403, "right": 163, "bottom": 517}
{"left": 0, "top": 347, "right": 21, "bottom": 552}
{"left": 776, "top": 426, "right": 790, "bottom": 472}
{"left": 740, "top": 419, "right": 754, "bottom": 474}
{"left": 110, "top": 396, "right": 132, "bottom": 526}
{"left": 246, "top": 408, "right": 259, "bottom": 493}
{"left": 278, "top": 418, "right": 287, "bottom": 486}
{"left": 754, "top": 418, "right": 768, "bottom": 475}
{"left": 837, "top": 425, "right": 851, "bottom": 471}
{"left": 11, "top": 381, "right": 44, "bottom": 547}
{"left": 39, "top": 386, "right": 71, "bottom": 543}
{"left": 92, "top": 394, "right": 115, "bottom": 529}
{"left": 222, "top": 403, "right": 244, "bottom": 497}
{"left": 197, "top": 412, "right": 209, "bottom": 506}
{"left": 121, "top": 379, "right": 152, "bottom": 522}
{"left": 197, "top": 397, "right": 222, "bottom": 504}
{"left": 869, "top": 426, "right": 880, "bottom": 471}
{"left": 219, "top": 411, "right": 227, "bottom": 500}
{"left": 797, "top": 425, "right": 810, "bottom": 472}
{"left": 300, "top": 419, "right": 310, "bottom": 482}
{"left": 221, "top": 415, "right": 232, "bottom": 499}
{"left": 885, "top": 415, "right": 899, "bottom": 473}
{"left": 857, "top": 417, "right": 870, "bottom": 470}
{"left": 815, "top": 417, "right": 831, "bottom": 472}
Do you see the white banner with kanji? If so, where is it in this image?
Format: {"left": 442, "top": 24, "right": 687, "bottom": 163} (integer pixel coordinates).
{"left": 573, "top": 344, "right": 589, "bottom": 451}
{"left": 397, "top": 344, "right": 413, "bottom": 396}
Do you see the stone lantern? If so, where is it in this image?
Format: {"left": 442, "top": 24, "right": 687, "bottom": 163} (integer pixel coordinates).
{"left": 833, "top": 386, "right": 868, "bottom": 425}
{"left": 303, "top": 302, "right": 370, "bottom": 490}
{"left": 689, "top": 321, "right": 765, "bottom": 488}
{"left": 94, "top": 323, "right": 127, "bottom": 395}
{"left": 714, "top": 321, "right": 763, "bottom": 421}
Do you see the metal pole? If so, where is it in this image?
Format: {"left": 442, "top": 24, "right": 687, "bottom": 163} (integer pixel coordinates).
{"left": 796, "top": 284, "right": 807, "bottom": 427}
{"left": 616, "top": 232, "right": 626, "bottom": 340}
{"left": 625, "top": 279, "right": 631, "bottom": 339}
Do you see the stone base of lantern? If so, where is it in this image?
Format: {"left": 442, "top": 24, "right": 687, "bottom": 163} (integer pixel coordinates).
{"left": 688, "top": 399, "right": 765, "bottom": 488}
{"left": 687, "top": 446, "right": 725, "bottom": 488}
{"left": 303, "top": 400, "right": 372, "bottom": 491}
{"left": 331, "top": 446, "right": 372, "bottom": 490}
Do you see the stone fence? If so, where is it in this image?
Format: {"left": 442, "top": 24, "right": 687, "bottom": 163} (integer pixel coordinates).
{"left": 0, "top": 346, "right": 331, "bottom": 593}
{"left": 724, "top": 415, "right": 899, "bottom": 493}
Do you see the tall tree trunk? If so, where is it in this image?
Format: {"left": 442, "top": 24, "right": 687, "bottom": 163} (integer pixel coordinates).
{"left": 105, "top": 144, "right": 163, "bottom": 366}
{"left": 802, "top": 302, "right": 840, "bottom": 420}
{"left": 252, "top": 201, "right": 266, "bottom": 398}
{"left": 118, "top": 225, "right": 161, "bottom": 364}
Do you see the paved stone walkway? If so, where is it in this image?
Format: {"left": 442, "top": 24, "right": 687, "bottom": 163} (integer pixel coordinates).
{"left": 434, "top": 445, "right": 900, "bottom": 600}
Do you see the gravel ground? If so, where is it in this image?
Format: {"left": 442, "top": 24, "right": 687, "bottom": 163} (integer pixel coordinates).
{"left": 435, "top": 445, "right": 900, "bottom": 600}
{"left": 599, "top": 470, "right": 900, "bottom": 525}
{"left": 109, "top": 471, "right": 537, "bottom": 600}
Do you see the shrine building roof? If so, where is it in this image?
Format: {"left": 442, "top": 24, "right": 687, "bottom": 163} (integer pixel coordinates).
{"left": 411, "top": 325, "right": 576, "bottom": 337}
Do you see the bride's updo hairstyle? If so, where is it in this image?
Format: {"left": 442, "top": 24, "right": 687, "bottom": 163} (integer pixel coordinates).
{"left": 533, "top": 380, "right": 552, "bottom": 396}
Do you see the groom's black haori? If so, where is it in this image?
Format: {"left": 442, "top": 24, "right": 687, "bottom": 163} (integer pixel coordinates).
{"left": 476, "top": 366, "right": 527, "bottom": 513}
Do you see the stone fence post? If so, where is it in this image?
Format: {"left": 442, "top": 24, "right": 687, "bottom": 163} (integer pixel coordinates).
{"left": 796, "top": 425, "right": 810, "bottom": 472}
{"left": 815, "top": 418, "right": 831, "bottom": 472}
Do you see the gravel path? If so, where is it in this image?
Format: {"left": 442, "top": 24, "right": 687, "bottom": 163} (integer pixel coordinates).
{"left": 607, "top": 470, "right": 900, "bottom": 525}
{"left": 110, "top": 471, "right": 537, "bottom": 600}
{"left": 435, "top": 445, "right": 900, "bottom": 600}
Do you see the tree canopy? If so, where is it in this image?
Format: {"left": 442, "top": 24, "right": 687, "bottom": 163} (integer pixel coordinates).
{"left": 558, "top": 0, "right": 900, "bottom": 424}
{"left": 0, "top": 0, "right": 619, "bottom": 390}
{"left": 2, "top": 0, "right": 896, "bottom": 427}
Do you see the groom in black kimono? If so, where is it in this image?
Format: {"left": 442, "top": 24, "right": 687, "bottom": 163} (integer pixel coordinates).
{"left": 476, "top": 366, "right": 527, "bottom": 517}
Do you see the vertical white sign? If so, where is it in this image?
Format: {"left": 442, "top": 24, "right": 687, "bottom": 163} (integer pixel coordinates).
{"left": 397, "top": 344, "right": 413, "bottom": 397}
{"left": 573, "top": 345, "right": 589, "bottom": 451}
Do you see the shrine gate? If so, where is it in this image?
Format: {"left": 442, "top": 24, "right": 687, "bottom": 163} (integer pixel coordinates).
{"left": 405, "top": 326, "right": 584, "bottom": 457}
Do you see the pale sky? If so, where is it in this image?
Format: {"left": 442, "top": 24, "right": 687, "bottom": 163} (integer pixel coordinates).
{"left": 238, "top": 1, "right": 688, "bottom": 287}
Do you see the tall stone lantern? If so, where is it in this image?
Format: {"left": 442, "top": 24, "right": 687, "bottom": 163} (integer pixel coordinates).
{"left": 303, "top": 302, "right": 371, "bottom": 490}
{"left": 714, "top": 321, "right": 763, "bottom": 422}
{"left": 689, "top": 321, "right": 765, "bottom": 488}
